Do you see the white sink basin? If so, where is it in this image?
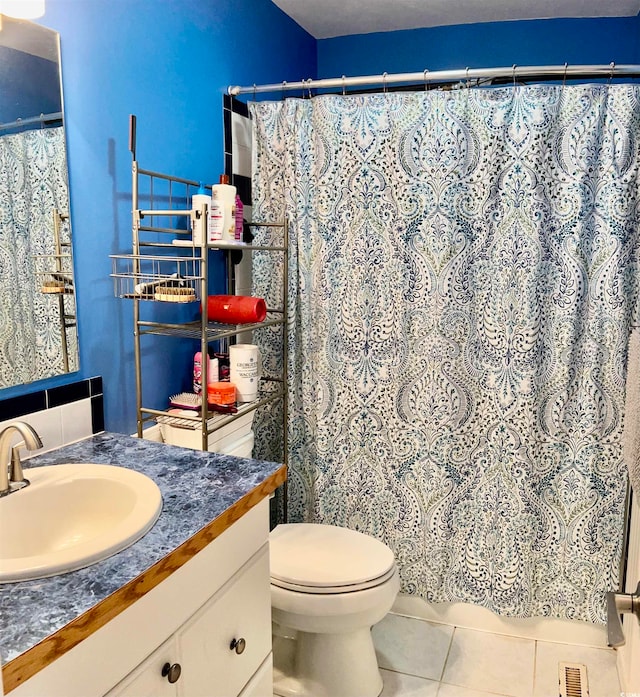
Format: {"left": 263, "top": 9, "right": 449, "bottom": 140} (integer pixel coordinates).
{"left": 0, "top": 464, "right": 162, "bottom": 583}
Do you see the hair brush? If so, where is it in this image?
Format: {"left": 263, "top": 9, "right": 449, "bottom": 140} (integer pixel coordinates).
{"left": 169, "top": 392, "right": 201, "bottom": 410}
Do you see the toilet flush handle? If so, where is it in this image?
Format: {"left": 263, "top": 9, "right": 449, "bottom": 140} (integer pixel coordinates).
{"left": 230, "top": 637, "right": 246, "bottom": 654}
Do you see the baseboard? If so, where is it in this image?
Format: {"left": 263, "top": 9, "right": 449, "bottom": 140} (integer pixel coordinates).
{"left": 391, "top": 596, "right": 608, "bottom": 647}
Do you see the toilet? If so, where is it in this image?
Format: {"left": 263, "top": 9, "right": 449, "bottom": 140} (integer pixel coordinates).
{"left": 269, "top": 523, "right": 400, "bottom": 697}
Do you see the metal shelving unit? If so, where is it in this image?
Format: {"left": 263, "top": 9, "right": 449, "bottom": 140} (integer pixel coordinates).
{"left": 34, "top": 209, "right": 77, "bottom": 373}
{"left": 111, "top": 116, "right": 288, "bottom": 470}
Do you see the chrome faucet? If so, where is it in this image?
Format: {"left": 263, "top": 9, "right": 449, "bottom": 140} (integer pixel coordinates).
{"left": 0, "top": 422, "right": 43, "bottom": 497}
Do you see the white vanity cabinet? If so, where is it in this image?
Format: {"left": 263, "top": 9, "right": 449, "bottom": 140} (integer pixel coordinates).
{"left": 106, "top": 545, "right": 272, "bottom": 697}
{"left": 176, "top": 546, "right": 271, "bottom": 696}
{"left": 10, "top": 498, "right": 273, "bottom": 697}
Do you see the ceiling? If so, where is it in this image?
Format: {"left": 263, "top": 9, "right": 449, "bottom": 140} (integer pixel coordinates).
{"left": 270, "top": 0, "right": 640, "bottom": 39}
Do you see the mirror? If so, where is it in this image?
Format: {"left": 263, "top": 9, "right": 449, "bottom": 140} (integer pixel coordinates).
{"left": 0, "top": 15, "right": 78, "bottom": 389}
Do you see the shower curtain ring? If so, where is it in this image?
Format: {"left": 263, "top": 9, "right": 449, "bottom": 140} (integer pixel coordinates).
{"left": 253, "top": 84, "right": 257, "bottom": 100}
{"left": 609, "top": 61, "right": 616, "bottom": 84}
{"left": 423, "top": 69, "right": 429, "bottom": 91}
{"left": 342, "top": 75, "right": 346, "bottom": 96}
{"left": 382, "top": 71, "right": 388, "bottom": 94}
{"left": 282, "top": 80, "right": 287, "bottom": 101}
{"left": 466, "top": 67, "right": 470, "bottom": 90}
{"left": 512, "top": 64, "right": 517, "bottom": 90}
{"left": 562, "top": 63, "right": 568, "bottom": 87}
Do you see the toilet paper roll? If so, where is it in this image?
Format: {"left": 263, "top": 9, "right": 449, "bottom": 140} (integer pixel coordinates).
{"left": 205, "top": 295, "right": 267, "bottom": 324}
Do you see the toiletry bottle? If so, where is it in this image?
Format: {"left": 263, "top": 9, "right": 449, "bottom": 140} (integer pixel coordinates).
{"left": 211, "top": 174, "right": 237, "bottom": 242}
{"left": 191, "top": 183, "right": 211, "bottom": 246}
{"left": 194, "top": 351, "right": 219, "bottom": 393}
{"left": 193, "top": 351, "right": 204, "bottom": 394}
{"left": 208, "top": 353, "right": 220, "bottom": 384}
{"left": 207, "top": 195, "right": 224, "bottom": 242}
{"left": 234, "top": 194, "right": 244, "bottom": 242}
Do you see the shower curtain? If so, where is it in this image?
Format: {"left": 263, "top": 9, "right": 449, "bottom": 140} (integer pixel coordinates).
{"left": 0, "top": 127, "right": 75, "bottom": 387}
{"left": 250, "top": 84, "right": 640, "bottom": 623}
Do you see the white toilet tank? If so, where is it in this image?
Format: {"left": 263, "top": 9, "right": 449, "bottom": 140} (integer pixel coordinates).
{"left": 218, "top": 430, "right": 254, "bottom": 458}
{"left": 159, "top": 410, "right": 255, "bottom": 457}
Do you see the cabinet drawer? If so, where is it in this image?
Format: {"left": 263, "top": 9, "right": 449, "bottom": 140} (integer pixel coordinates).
{"left": 105, "top": 637, "right": 177, "bottom": 697}
{"left": 177, "top": 544, "right": 271, "bottom": 697}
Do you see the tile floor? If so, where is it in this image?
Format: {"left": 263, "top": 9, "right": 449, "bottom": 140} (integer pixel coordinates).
{"left": 371, "top": 612, "right": 621, "bottom": 697}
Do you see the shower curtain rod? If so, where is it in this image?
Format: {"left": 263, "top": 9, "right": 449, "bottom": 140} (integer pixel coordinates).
{"left": 0, "top": 111, "right": 63, "bottom": 132}
{"left": 228, "top": 63, "right": 640, "bottom": 96}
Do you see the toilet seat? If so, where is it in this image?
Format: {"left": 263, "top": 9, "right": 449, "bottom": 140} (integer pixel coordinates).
{"left": 269, "top": 523, "right": 395, "bottom": 594}
{"left": 271, "top": 564, "right": 397, "bottom": 593}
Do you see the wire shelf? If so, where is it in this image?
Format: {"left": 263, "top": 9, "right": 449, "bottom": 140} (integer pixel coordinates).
{"left": 111, "top": 253, "right": 202, "bottom": 302}
{"left": 137, "top": 313, "right": 285, "bottom": 340}
{"left": 149, "top": 385, "right": 285, "bottom": 432}
{"left": 33, "top": 253, "right": 75, "bottom": 295}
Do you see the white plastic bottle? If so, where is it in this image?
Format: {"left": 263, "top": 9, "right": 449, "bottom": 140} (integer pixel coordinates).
{"left": 211, "top": 174, "right": 237, "bottom": 242}
{"left": 209, "top": 356, "right": 220, "bottom": 385}
{"left": 207, "top": 196, "right": 224, "bottom": 242}
{"left": 191, "top": 183, "right": 211, "bottom": 245}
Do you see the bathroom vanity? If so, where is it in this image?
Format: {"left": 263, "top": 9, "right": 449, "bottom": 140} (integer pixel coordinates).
{"left": 0, "top": 432, "right": 286, "bottom": 696}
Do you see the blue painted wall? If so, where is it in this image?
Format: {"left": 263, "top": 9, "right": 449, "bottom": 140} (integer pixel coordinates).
{"left": 0, "top": 47, "right": 60, "bottom": 123}
{"left": 0, "top": 0, "right": 316, "bottom": 434}
{"left": 318, "top": 16, "right": 640, "bottom": 79}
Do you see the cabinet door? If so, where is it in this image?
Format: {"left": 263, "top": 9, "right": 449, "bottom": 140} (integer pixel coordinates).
{"left": 104, "top": 637, "right": 179, "bottom": 697}
{"left": 177, "top": 545, "right": 271, "bottom": 697}
{"left": 238, "top": 654, "right": 273, "bottom": 697}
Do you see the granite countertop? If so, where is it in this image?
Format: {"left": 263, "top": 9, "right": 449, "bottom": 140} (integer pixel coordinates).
{"left": 0, "top": 431, "right": 284, "bottom": 667}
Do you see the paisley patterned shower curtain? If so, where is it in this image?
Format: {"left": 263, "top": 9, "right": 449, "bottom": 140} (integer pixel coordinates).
{"left": 0, "top": 127, "right": 74, "bottom": 387}
{"left": 250, "top": 84, "right": 640, "bottom": 622}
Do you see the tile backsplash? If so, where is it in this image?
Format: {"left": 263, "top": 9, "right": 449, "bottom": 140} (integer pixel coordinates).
{"left": 0, "top": 377, "right": 104, "bottom": 455}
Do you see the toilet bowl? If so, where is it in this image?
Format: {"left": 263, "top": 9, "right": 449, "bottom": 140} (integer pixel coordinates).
{"left": 270, "top": 523, "right": 400, "bottom": 697}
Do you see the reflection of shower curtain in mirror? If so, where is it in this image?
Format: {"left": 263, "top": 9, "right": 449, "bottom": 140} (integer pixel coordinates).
{"left": 250, "top": 86, "right": 640, "bottom": 623}
{"left": 0, "top": 127, "right": 76, "bottom": 387}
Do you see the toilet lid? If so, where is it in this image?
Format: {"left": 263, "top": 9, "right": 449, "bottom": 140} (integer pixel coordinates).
{"left": 269, "top": 523, "right": 396, "bottom": 592}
